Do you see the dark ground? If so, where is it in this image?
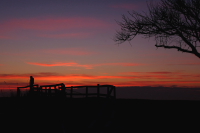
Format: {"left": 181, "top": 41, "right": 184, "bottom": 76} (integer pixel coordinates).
{"left": 0, "top": 97, "right": 200, "bottom": 133}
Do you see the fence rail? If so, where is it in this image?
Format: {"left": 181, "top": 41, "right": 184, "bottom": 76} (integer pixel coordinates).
{"left": 17, "top": 84, "right": 116, "bottom": 99}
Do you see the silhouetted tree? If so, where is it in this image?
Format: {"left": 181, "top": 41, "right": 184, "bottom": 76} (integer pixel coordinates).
{"left": 115, "top": 0, "right": 200, "bottom": 58}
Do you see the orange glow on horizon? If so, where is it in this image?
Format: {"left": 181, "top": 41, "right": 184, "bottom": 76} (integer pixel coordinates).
{"left": 1, "top": 80, "right": 200, "bottom": 90}
{"left": 1, "top": 71, "right": 200, "bottom": 90}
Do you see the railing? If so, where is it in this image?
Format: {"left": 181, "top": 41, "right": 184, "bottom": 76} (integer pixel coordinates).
{"left": 17, "top": 84, "right": 116, "bottom": 99}
{"left": 65, "top": 84, "right": 116, "bottom": 99}
{"left": 39, "top": 83, "right": 66, "bottom": 97}
{"left": 17, "top": 84, "right": 39, "bottom": 97}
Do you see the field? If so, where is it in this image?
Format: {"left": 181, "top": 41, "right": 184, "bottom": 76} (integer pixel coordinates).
{"left": 0, "top": 97, "right": 200, "bottom": 133}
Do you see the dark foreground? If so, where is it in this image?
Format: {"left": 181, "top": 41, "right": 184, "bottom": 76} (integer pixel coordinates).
{"left": 0, "top": 97, "right": 200, "bottom": 133}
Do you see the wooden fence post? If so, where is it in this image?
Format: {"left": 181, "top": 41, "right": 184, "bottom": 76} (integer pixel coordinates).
{"left": 61, "top": 84, "right": 66, "bottom": 98}
{"left": 97, "top": 84, "right": 100, "bottom": 98}
{"left": 70, "top": 86, "right": 73, "bottom": 98}
{"left": 17, "top": 87, "right": 20, "bottom": 97}
{"left": 113, "top": 86, "right": 116, "bottom": 99}
{"left": 86, "top": 86, "right": 88, "bottom": 98}
{"left": 107, "top": 86, "right": 109, "bottom": 99}
{"left": 45, "top": 87, "right": 47, "bottom": 96}
{"left": 37, "top": 86, "right": 41, "bottom": 97}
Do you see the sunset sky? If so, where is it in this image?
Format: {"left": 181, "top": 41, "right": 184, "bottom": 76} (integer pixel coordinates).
{"left": 0, "top": 0, "right": 200, "bottom": 90}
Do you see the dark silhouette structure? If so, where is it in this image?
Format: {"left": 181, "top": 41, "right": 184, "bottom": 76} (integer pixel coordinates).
{"left": 29, "top": 76, "right": 34, "bottom": 92}
{"left": 17, "top": 77, "right": 116, "bottom": 99}
{"left": 115, "top": 0, "right": 200, "bottom": 58}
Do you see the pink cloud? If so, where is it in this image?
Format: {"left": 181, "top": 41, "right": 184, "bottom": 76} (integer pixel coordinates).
{"left": 0, "top": 17, "right": 110, "bottom": 32}
{"left": 170, "top": 63, "right": 200, "bottom": 65}
{"left": 0, "top": 35, "right": 11, "bottom": 39}
{"left": 0, "top": 47, "right": 95, "bottom": 57}
{"left": 27, "top": 61, "right": 145, "bottom": 69}
{"left": 97, "top": 63, "right": 144, "bottom": 67}
{"left": 112, "top": 80, "right": 200, "bottom": 87}
{"left": 119, "top": 71, "right": 185, "bottom": 80}
{"left": 39, "top": 32, "right": 91, "bottom": 39}
{"left": 27, "top": 62, "right": 93, "bottom": 69}
{"left": 120, "top": 71, "right": 181, "bottom": 75}
{"left": 148, "top": 72, "right": 174, "bottom": 74}
{"left": 42, "top": 48, "right": 95, "bottom": 56}
{"left": 0, "top": 72, "right": 133, "bottom": 80}
{"left": 0, "top": 73, "right": 135, "bottom": 81}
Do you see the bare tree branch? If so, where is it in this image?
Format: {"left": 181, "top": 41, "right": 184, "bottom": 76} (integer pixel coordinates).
{"left": 155, "top": 44, "right": 193, "bottom": 53}
{"left": 115, "top": 0, "right": 200, "bottom": 58}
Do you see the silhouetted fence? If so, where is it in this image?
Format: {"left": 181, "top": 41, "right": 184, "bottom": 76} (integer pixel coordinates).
{"left": 17, "top": 83, "right": 116, "bottom": 99}
{"left": 65, "top": 84, "right": 116, "bottom": 99}
{"left": 17, "top": 84, "right": 39, "bottom": 97}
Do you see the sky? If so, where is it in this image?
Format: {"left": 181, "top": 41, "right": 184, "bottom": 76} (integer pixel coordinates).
{"left": 0, "top": 0, "right": 200, "bottom": 90}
